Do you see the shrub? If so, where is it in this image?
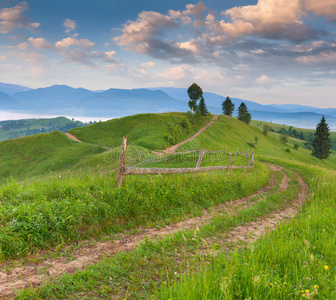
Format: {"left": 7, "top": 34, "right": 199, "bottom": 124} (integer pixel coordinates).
{"left": 294, "top": 143, "right": 299, "bottom": 150}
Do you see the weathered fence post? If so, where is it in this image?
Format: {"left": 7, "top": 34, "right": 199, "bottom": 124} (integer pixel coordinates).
{"left": 246, "top": 148, "right": 249, "bottom": 156}
{"left": 116, "top": 136, "right": 127, "bottom": 187}
{"left": 244, "top": 154, "right": 251, "bottom": 174}
{"left": 193, "top": 148, "right": 206, "bottom": 178}
{"left": 227, "top": 152, "right": 232, "bottom": 175}
{"left": 250, "top": 151, "right": 255, "bottom": 166}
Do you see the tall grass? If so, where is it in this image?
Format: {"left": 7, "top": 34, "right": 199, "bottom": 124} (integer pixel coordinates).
{"left": 0, "top": 162, "right": 270, "bottom": 260}
{"left": 154, "top": 164, "right": 336, "bottom": 299}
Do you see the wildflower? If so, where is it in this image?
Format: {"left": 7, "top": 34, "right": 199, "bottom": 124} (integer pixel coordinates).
{"left": 306, "top": 290, "right": 309, "bottom": 293}
{"left": 324, "top": 265, "right": 329, "bottom": 270}
{"left": 314, "top": 285, "right": 319, "bottom": 289}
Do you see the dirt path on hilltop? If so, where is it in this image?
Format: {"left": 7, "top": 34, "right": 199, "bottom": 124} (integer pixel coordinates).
{"left": 0, "top": 165, "right": 307, "bottom": 299}
{"left": 162, "top": 115, "right": 218, "bottom": 155}
{"left": 65, "top": 116, "right": 218, "bottom": 157}
{"left": 64, "top": 132, "right": 111, "bottom": 150}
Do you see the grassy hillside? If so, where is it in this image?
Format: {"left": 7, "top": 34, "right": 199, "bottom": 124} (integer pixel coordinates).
{"left": 1, "top": 112, "right": 336, "bottom": 299}
{"left": 251, "top": 119, "right": 336, "bottom": 150}
{"left": 68, "top": 112, "right": 212, "bottom": 150}
{"left": 178, "top": 115, "right": 336, "bottom": 170}
{"left": 0, "top": 117, "right": 85, "bottom": 141}
{"left": 0, "top": 130, "right": 106, "bottom": 181}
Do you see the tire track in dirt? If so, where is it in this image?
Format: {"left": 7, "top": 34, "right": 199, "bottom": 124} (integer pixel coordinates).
{"left": 0, "top": 165, "right": 303, "bottom": 299}
{"left": 0, "top": 165, "right": 279, "bottom": 299}
{"left": 222, "top": 169, "right": 308, "bottom": 246}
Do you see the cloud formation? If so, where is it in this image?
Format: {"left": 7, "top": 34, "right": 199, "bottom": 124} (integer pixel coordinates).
{"left": 63, "top": 19, "right": 76, "bottom": 33}
{"left": 0, "top": 2, "right": 39, "bottom": 34}
{"left": 114, "top": 0, "right": 336, "bottom": 68}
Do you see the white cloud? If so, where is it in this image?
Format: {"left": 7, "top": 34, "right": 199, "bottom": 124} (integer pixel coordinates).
{"left": 0, "top": 55, "right": 7, "bottom": 61}
{"left": 113, "top": 11, "right": 179, "bottom": 53}
{"left": 141, "top": 61, "right": 155, "bottom": 68}
{"left": 28, "top": 37, "right": 53, "bottom": 49}
{"left": 55, "top": 37, "right": 95, "bottom": 50}
{"left": 156, "top": 65, "right": 193, "bottom": 80}
{"left": 63, "top": 19, "right": 77, "bottom": 33}
{"left": 0, "top": 2, "right": 40, "bottom": 34}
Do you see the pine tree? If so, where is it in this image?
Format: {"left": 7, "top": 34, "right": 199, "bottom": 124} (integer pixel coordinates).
{"left": 198, "top": 96, "right": 208, "bottom": 116}
{"left": 187, "top": 83, "right": 203, "bottom": 112}
{"left": 222, "top": 96, "right": 235, "bottom": 116}
{"left": 312, "top": 116, "right": 331, "bottom": 159}
{"left": 238, "top": 102, "right": 249, "bottom": 122}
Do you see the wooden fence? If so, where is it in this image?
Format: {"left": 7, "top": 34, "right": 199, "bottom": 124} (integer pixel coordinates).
{"left": 116, "top": 137, "right": 254, "bottom": 187}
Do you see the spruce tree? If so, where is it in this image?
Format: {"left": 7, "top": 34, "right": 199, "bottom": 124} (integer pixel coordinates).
{"left": 236, "top": 102, "right": 252, "bottom": 124}
{"left": 222, "top": 96, "right": 235, "bottom": 116}
{"left": 198, "top": 96, "right": 208, "bottom": 116}
{"left": 312, "top": 116, "right": 331, "bottom": 159}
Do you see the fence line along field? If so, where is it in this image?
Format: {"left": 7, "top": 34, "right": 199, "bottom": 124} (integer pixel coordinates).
{"left": 116, "top": 136, "right": 254, "bottom": 186}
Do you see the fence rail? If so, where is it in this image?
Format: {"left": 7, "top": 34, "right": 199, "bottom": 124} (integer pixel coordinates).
{"left": 116, "top": 136, "right": 254, "bottom": 187}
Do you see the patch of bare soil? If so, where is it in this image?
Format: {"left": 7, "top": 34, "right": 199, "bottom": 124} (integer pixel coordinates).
{"left": 64, "top": 132, "right": 83, "bottom": 143}
{"left": 64, "top": 132, "right": 111, "bottom": 150}
{"left": 0, "top": 165, "right": 298, "bottom": 299}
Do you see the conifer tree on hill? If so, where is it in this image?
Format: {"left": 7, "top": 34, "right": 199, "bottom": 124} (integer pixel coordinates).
{"left": 312, "top": 116, "right": 331, "bottom": 159}
{"left": 237, "top": 102, "right": 251, "bottom": 124}
{"left": 222, "top": 96, "right": 235, "bottom": 116}
{"left": 198, "top": 96, "right": 208, "bottom": 116}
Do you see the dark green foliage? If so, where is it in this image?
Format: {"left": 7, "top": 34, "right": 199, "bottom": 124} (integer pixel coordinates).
{"left": 285, "top": 148, "right": 291, "bottom": 153}
{"left": 242, "top": 112, "right": 252, "bottom": 124}
{"left": 222, "top": 96, "right": 234, "bottom": 116}
{"left": 237, "top": 102, "right": 251, "bottom": 124}
{"left": 187, "top": 83, "right": 203, "bottom": 112}
{"left": 198, "top": 96, "right": 208, "bottom": 116}
{"left": 312, "top": 116, "right": 331, "bottom": 159}
{"left": 294, "top": 143, "right": 299, "bottom": 150}
{"left": 263, "top": 125, "right": 270, "bottom": 135}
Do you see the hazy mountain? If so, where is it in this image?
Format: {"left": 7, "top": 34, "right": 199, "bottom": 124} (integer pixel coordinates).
{"left": 0, "top": 83, "right": 335, "bottom": 130}
{"left": 150, "top": 87, "right": 290, "bottom": 113}
{"left": 0, "top": 82, "right": 31, "bottom": 95}
{"left": 0, "top": 91, "right": 16, "bottom": 109}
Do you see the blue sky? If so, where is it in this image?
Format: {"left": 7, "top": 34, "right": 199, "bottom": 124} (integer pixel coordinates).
{"left": 0, "top": 0, "right": 335, "bottom": 107}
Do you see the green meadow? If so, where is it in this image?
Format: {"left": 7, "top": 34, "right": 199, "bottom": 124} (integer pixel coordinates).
{"left": 0, "top": 112, "right": 335, "bottom": 299}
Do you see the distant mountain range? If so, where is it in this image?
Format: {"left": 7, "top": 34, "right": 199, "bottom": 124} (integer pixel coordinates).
{"left": 0, "top": 82, "right": 335, "bottom": 130}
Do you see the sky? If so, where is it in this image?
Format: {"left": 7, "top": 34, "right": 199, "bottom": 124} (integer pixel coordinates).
{"left": 0, "top": 0, "right": 335, "bottom": 107}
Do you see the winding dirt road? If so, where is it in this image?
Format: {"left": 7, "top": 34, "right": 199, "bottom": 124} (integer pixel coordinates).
{"left": 0, "top": 165, "right": 308, "bottom": 299}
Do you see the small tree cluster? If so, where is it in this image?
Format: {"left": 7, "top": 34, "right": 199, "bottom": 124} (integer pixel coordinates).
{"left": 187, "top": 83, "right": 209, "bottom": 116}
{"left": 238, "top": 102, "right": 251, "bottom": 124}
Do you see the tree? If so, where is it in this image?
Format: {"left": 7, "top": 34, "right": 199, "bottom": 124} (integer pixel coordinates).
{"left": 222, "top": 96, "right": 234, "bottom": 116}
{"left": 187, "top": 83, "right": 203, "bottom": 112}
{"left": 279, "top": 133, "right": 288, "bottom": 143}
{"left": 312, "top": 116, "right": 331, "bottom": 159}
{"left": 198, "top": 96, "right": 208, "bottom": 116}
{"left": 237, "top": 102, "right": 251, "bottom": 124}
{"left": 263, "top": 124, "right": 270, "bottom": 135}
{"left": 242, "top": 112, "right": 251, "bottom": 124}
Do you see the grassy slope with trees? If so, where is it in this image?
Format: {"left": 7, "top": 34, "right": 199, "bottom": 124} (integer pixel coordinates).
{"left": 0, "top": 112, "right": 335, "bottom": 299}
{"left": 0, "top": 117, "right": 85, "bottom": 141}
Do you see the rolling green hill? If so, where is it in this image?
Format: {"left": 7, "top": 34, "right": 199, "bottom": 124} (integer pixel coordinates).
{"left": 0, "top": 117, "right": 85, "bottom": 141}
{"left": 0, "top": 130, "right": 105, "bottom": 181}
{"left": 68, "top": 112, "right": 212, "bottom": 150}
{"left": 1, "top": 112, "right": 336, "bottom": 299}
